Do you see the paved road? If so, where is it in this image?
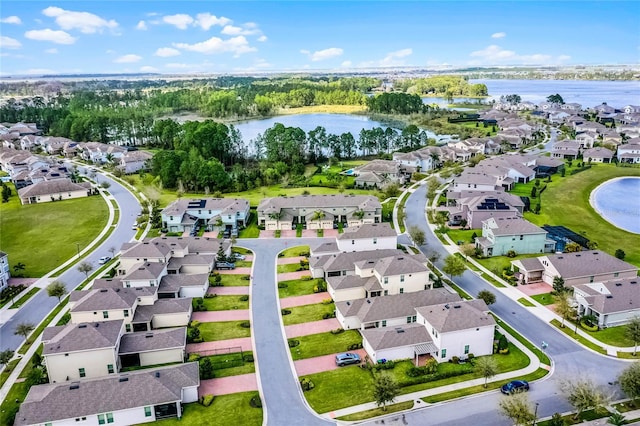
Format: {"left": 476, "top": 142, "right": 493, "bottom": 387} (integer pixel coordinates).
{"left": 362, "top": 184, "right": 630, "bottom": 425}
{"left": 0, "top": 168, "right": 141, "bottom": 352}
{"left": 238, "top": 238, "right": 335, "bottom": 426}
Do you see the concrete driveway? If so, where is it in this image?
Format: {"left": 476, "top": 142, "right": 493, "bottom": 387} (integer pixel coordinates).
{"left": 518, "top": 282, "right": 553, "bottom": 296}
{"left": 293, "top": 349, "right": 367, "bottom": 376}
{"left": 199, "top": 373, "right": 258, "bottom": 397}
{"left": 278, "top": 271, "right": 311, "bottom": 281}
{"left": 217, "top": 267, "right": 252, "bottom": 275}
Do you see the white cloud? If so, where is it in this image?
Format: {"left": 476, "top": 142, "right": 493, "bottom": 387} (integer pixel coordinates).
{"left": 155, "top": 47, "right": 180, "bottom": 57}
{"left": 221, "top": 23, "right": 261, "bottom": 36}
{"left": 136, "top": 20, "right": 147, "bottom": 30}
{"left": 491, "top": 32, "right": 506, "bottom": 39}
{"left": 341, "top": 60, "right": 352, "bottom": 67}
{"left": 163, "top": 14, "right": 194, "bottom": 30}
{"left": 114, "top": 54, "right": 142, "bottom": 63}
{"left": 257, "top": 35, "right": 268, "bottom": 42}
{"left": 0, "top": 36, "right": 22, "bottom": 49}
{"left": 140, "top": 65, "right": 158, "bottom": 73}
{"left": 195, "top": 13, "right": 231, "bottom": 30}
{"left": 469, "top": 44, "right": 570, "bottom": 65}
{"left": 42, "top": 6, "right": 118, "bottom": 34}
{"left": 45, "top": 48, "right": 58, "bottom": 54}
{"left": 1, "top": 16, "right": 22, "bottom": 25}
{"left": 173, "top": 35, "right": 256, "bottom": 57}
{"left": 105, "top": 49, "right": 116, "bottom": 54}
{"left": 253, "top": 58, "right": 271, "bottom": 68}
{"left": 380, "top": 48, "right": 412, "bottom": 66}
{"left": 301, "top": 47, "right": 343, "bottom": 62}
{"left": 558, "top": 55, "right": 572, "bottom": 62}
{"left": 25, "top": 29, "right": 77, "bottom": 44}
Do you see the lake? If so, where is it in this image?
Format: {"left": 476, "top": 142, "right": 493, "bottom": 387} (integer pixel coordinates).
{"left": 591, "top": 177, "right": 640, "bottom": 234}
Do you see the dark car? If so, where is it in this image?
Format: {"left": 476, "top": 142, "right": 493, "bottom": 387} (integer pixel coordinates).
{"left": 215, "top": 261, "right": 236, "bottom": 270}
{"left": 335, "top": 353, "right": 361, "bottom": 367}
{"left": 501, "top": 380, "right": 529, "bottom": 395}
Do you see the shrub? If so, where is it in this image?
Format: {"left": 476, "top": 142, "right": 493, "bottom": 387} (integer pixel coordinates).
{"left": 204, "top": 293, "right": 215, "bottom": 299}
{"left": 505, "top": 250, "right": 517, "bottom": 258}
{"left": 321, "top": 297, "right": 332, "bottom": 304}
{"left": 277, "top": 282, "right": 288, "bottom": 288}
{"left": 497, "top": 334, "right": 509, "bottom": 352}
{"left": 200, "top": 394, "right": 215, "bottom": 407}
{"left": 188, "top": 353, "right": 201, "bottom": 362}
{"left": 239, "top": 295, "right": 249, "bottom": 302}
{"left": 314, "top": 281, "right": 328, "bottom": 293}
{"left": 239, "top": 321, "right": 251, "bottom": 328}
{"left": 243, "top": 353, "right": 254, "bottom": 362}
{"left": 374, "top": 360, "right": 395, "bottom": 370}
{"left": 281, "top": 309, "right": 292, "bottom": 315}
{"left": 300, "top": 251, "right": 310, "bottom": 257}
{"left": 190, "top": 320, "right": 201, "bottom": 328}
{"left": 301, "top": 276, "right": 312, "bottom": 281}
{"left": 467, "top": 353, "right": 475, "bottom": 362}
{"left": 347, "top": 343, "right": 363, "bottom": 351}
{"left": 300, "top": 377, "right": 315, "bottom": 391}
{"left": 407, "top": 366, "right": 427, "bottom": 377}
{"left": 288, "top": 339, "right": 300, "bottom": 348}
{"left": 451, "top": 356, "right": 460, "bottom": 364}
{"left": 330, "top": 328, "right": 344, "bottom": 335}
{"left": 322, "top": 312, "right": 336, "bottom": 319}
{"left": 241, "top": 275, "right": 251, "bottom": 280}
{"left": 249, "top": 394, "right": 262, "bottom": 408}
{"left": 424, "top": 358, "right": 438, "bottom": 373}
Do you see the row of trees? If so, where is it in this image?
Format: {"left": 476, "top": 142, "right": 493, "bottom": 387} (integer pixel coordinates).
{"left": 393, "top": 75, "right": 488, "bottom": 97}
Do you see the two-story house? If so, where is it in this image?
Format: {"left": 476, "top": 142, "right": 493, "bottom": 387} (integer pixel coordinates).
{"left": 162, "top": 198, "right": 250, "bottom": 235}
{"left": 475, "top": 217, "right": 556, "bottom": 257}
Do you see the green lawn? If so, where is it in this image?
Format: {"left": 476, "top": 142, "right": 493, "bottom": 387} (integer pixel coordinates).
{"left": 517, "top": 164, "right": 640, "bottom": 266}
{"left": 195, "top": 296, "right": 249, "bottom": 311}
{"left": 278, "top": 278, "right": 325, "bottom": 298}
{"left": 277, "top": 263, "right": 308, "bottom": 274}
{"left": 491, "top": 314, "right": 551, "bottom": 365}
{"left": 550, "top": 319, "right": 607, "bottom": 354}
{"left": 214, "top": 274, "right": 250, "bottom": 287}
{"left": 0, "top": 194, "right": 109, "bottom": 276}
{"left": 195, "top": 321, "right": 251, "bottom": 342}
{"left": 517, "top": 297, "right": 535, "bottom": 307}
{"left": 282, "top": 303, "right": 335, "bottom": 325}
{"left": 537, "top": 408, "right": 612, "bottom": 425}
{"left": 202, "top": 352, "right": 255, "bottom": 378}
{"left": 530, "top": 293, "right": 555, "bottom": 306}
{"left": 290, "top": 330, "right": 361, "bottom": 360}
{"left": 474, "top": 253, "right": 540, "bottom": 276}
{"left": 232, "top": 247, "right": 252, "bottom": 255}
{"left": 447, "top": 228, "right": 479, "bottom": 245}
{"left": 337, "top": 401, "right": 414, "bottom": 421}
{"left": 155, "top": 392, "right": 262, "bottom": 426}
{"left": 8, "top": 287, "right": 40, "bottom": 309}
{"left": 280, "top": 245, "right": 310, "bottom": 258}
{"left": 301, "top": 366, "right": 376, "bottom": 413}
{"left": 238, "top": 209, "right": 260, "bottom": 238}
{"left": 0, "top": 358, "right": 20, "bottom": 388}
{"left": 581, "top": 324, "right": 637, "bottom": 347}
{"left": 234, "top": 260, "right": 253, "bottom": 268}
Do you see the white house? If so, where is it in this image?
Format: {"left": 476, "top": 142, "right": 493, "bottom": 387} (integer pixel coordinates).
{"left": 573, "top": 277, "right": 640, "bottom": 328}
{"left": 0, "top": 251, "right": 10, "bottom": 292}
{"left": 336, "top": 223, "right": 397, "bottom": 252}
{"left": 162, "top": 198, "right": 250, "bottom": 235}
{"left": 618, "top": 143, "right": 640, "bottom": 164}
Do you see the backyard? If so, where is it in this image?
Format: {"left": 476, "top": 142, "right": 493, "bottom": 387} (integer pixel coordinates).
{"left": 156, "top": 391, "right": 262, "bottom": 426}
{"left": 194, "top": 321, "right": 251, "bottom": 342}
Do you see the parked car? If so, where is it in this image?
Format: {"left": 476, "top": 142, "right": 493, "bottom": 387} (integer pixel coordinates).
{"left": 335, "top": 353, "right": 361, "bottom": 367}
{"left": 215, "top": 261, "right": 236, "bottom": 270}
{"left": 231, "top": 253, "right": 246, "bottom": 261}
{"left": 132, "top": 223, "right": 138, "bottom": 230}
{"left": 98, "top": 256, "right": 111, "bottom": 265}
{"left": 222, "top": 229, "right": 231, "bottom": 238}
{"left": 501, "top": 380, "right": 529, "bottom": 395}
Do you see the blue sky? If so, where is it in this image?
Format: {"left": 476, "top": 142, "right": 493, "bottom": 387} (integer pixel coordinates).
{"left": 1, "top": 1, "right": 638, "bottom": 76}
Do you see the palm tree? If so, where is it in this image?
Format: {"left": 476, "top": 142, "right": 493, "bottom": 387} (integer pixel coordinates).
{"left": 311, "top": 210, "right": 326, "bottom": 222}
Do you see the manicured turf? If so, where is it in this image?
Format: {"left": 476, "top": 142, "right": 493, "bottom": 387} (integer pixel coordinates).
{"left": 233, "top": 260, "right": 253, "bottom": 268}
{"left": 581, "top": 324, "right": 637, "bottom": 347}
{"left": 202, "top": 352, "right": 255, "bottom": 378}
{"left": 214, "top": 274, "right": 251, "bottom": 287}
{"left": 280, "top": 245, "right": 310, "bottom": 258}
{"left": 290, "top": 330, "right": 362, "bottom": 360}
{"left": 301, "top": 366, "right": 376, "bottom": 413}
{"left": 474, "top": 253, "right": 540, "bottom": 276}
{"left": 491, "top": 314, "right": 551, "bottom": 365}
{"left": 278, "top": 278, "right": 324, "bottom": 298}
{"left": 447, "top": 229, "right": 480, "bottom": 245}
{"left": 530, "top": 293, "right": 555, "bottom": 306}
{"left": 550, "top": 319, "right": 607, "bottom": 354}
{"left": 238, "top": 209, "right": 260, "bottom": 238}
{"left": 196, "top": 321, "right": 251, "bottom": 342}
{"left": 155, "top": 391, "right": 262, "bottom": 426}
{"left": 277, "top": 262, "right": 308, "bottom": 274}
{"left": 0, "top": 193, "right": 109, "bottom": 276}
{"left": 282, "top": 303, "right": 335, "bottom": 325}
{"left": 337, "top": 401, "right": 414, "bottom": 421}
{"left": 517, "top": 297, "right": 535, "bottom": 307}
{"left": 195, "top": 295, "right": 249, "bottom": 311}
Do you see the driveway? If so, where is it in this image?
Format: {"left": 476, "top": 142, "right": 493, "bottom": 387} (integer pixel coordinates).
{"left": 192, "top": 310, "right": 250, "bottom": 322}
{"left": 187, "top": 337, "right": 253, "bottom": 354}
{"left": 280, "top": 292, "right": 331, "bottom": 309}
{"left": 518, "top": 282, "right": 553, "bottom": 296}
{"left": 208, "top": 286, "right": 249, "bottom": 296}
{"left": 199, "top": 373, "right": 258, "bottom": 397}
{"left": 285, "top": 319, "right": 340, "bottom": 338}
{"left": 293, "top": 349, "right": 367, "bottom": 376}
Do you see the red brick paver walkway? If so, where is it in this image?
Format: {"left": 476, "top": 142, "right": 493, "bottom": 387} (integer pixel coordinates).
{"left": 285, "top": 319, "right": 340, "bottom": 338}
{"left": 192, "top": 310, "right": 250, "bottom": 322}
{"left": 199, "top": 373, "right": 258, "bottom": 397}
{"left": 277, "top": 256, "right": 307, "bottom": 265}
{"left": 187, "top": 337, "right": 252, "bottom": 354}
{"left": 280, "top": 292, "right": 330, "bottom": 308}
{"left": 293, "top": 349, "right": 367, "bottom": 376}
{"left": 217, "top": 267, "right": 252, "bottom": 275}
{"left": 207, "top": 286, "right": 249, "bottom": 295}
{"left": 278, "top": 271, "right": 311, "bottom": 281}
{"left": 518, "top": 282, "right": 553, "bottom": 296}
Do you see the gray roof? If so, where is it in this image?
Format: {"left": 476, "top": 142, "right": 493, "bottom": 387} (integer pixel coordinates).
{"left": 372, "top": 255, "right": 429, "bottom": 277}
{"left": 162, "top": 198, "right": 249, "bottom": 217}
{"left": 148, "top": 236, "right": 230, "bottom": 256}
{"left": 583, "top": 147, "right": 614, "bottom": 159}
{"left": 337, "top": 223, "right": 396, "bottom": 240}
{"left": 310, "top": 241, "right": 339, "bottom": 255}
{"left": 70, "top": 288, "right": 138, "bottom": 312}
{"left": 327, "top": 275, "right": 378, "bottom": 291}
{"left": 335, "top": 290, "right": 461, "bottom": 323}
{"left": 167, "top": 254, "right": 215, "bottom": 270}
{"left": 159, "top": 273, "right": 208, "bottom": 293}
{"left": 485, "top": 217, "right": 546, "bottom": 236}
{"left": 416, "top": 299, "right": 495, "bottom": 333}
{"left": 257, "top": 194, "right": 382, "bottom": 212}
{"left": 14, "top": 362, "right": 199, "bottom": 426}
{"left": 118, "top": 327, "right": 186, "bottom": 354}
{"left": 310, "top": 249, "right": 403, "bottom": 272}
{"left": 361, "top": 323, "right": 433, "bottom": 351}
{"left": 18, "top": 178, "right": 91, "bottom": 198}
{"left": 121, "top": 241, "right": 172, "bottom": 260}
{"left": 91, "top": 279, "right": 158, "bottom": 296}
{"left": 123, "top": 262, "right": 166, "bottom": 281}
{"left": 575, "top": 277, "right": 640, "bottom": 315}
{"left": 43, "top": 320, "right": 123, "bottom": 355}
{"left": 355, "top": 159, "right": 400, "bottom": 174}
{"left": 133, "top": 298, "right": 192, "bottom": 323}
{"left": 515, "top": 257, "right": 544, "bottom": 272}
{"left": 549, "top": 250, "right": 638, "bottom": 279}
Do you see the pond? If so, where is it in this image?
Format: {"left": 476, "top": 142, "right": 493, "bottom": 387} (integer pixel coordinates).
{"left": 590, "top": 177, "right": 640, "bottom": 234}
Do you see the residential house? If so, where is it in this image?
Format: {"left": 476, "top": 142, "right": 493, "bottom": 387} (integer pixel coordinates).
{"left": 118, "top": 150, "right": 153, "bottom": 174}
{"left": 118, "top": 327, "right": 186, "bottom": 369}
{"left": 131, "top": 298, "right": 192, "bottom": 331}
{"left": 257, "top": 194, "right": 382, "bottom": 231}
{"left": 17, "top": 178, "right": 92, "bottom": 205}
{"left": 0, "top": 251, "right": 10, "bottom": 291}
{"left": 511, "top": 250, "right": 638, "bottom": 287}
{"left": 310, "top": 248, "right": 405, "bottom": 279}
{"left": 575, "top": 131, "right": 597, "bottom": 149}
{"left": 162, "top": 198, "right": 250, "bottom": 234}
{"left": 335, "top": 223, "right": 397, "bottom": 252}
{"left": 8, "top": 122, "right": 41, "bottom": 136}
{"left": 623, "top": 105, "right": 640, "bottom": 114}
{"left": 392, "top": 146, "right": 442, "bottom": 172}
{"left": 551, "top": 140, "right": 581, "bottom": 160}
{"left": 617, "top": 143, "right": 640, "bottom": 164}
{"left": 573, "top": 277, "right": 640, "bottom": 328}
{"left": 475, "top": 217, "right": 555, "bottom": 257}
{"left": 79, "top": 142, "right": 127, "bottom": 164}
{"left": 583, "top": 147, "right": 615, "bottom": 163}
{"left": 442, "top": 194, "right": 523, "bottom": 229}
{"left": 352, "top": 159, "right": 409, "bottom": 188}
{"left": 14, "top": 362, "right": 199, "bottom": 426}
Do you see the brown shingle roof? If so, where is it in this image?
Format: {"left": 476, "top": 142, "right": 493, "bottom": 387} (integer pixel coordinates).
{"left": 132, "top": 298, "right": 192, "bottom": 323}
{"left": 575, "top": 278, "right": 640, "bottom": 315}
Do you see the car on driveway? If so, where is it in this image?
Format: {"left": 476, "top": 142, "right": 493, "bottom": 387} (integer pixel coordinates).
{"left": 215, "top": 261, "right": 236, "bottom": 270}
{"left": 132, "top": 222, "right": 138, "bottom": 230}
{"left": 231, "top": 253, "right": 246, "bottom": 261}
{"left": 335, "top": 353, "right": 361, "bottom": 367}
{"left": 501, "top": 380, "right": 529, "bottom": 395}
{"left": 98, "top": 256, "right": 111, "bottom": 265}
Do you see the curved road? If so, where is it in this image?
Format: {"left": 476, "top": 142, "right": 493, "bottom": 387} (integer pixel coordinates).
{"left": 362, "top": 184, "right": 630, "bottom": 425}
{"left": 0, "top": 168, "right": 141, "bottom": 352}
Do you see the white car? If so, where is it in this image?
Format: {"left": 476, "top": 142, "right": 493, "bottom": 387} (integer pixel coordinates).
{"left": 98, "top": 256, "right": 111, "bottom": 265}
{"left": 132, "top": 223, "right": 138, "bottom": 230}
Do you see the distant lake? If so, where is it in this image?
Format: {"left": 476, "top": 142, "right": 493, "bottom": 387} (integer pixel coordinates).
{"left": 591, "top": 177, "right": 640, "bottom": 234}
{"left": 471, "top": 79, "right": 640, "bottom": 107}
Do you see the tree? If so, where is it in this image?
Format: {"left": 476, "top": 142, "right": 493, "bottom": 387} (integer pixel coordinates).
{"left": 498, "top": 393, "right": 536, "bottom": 425}
{"left": 199, "top": 357, "right": 214, "bottom": 380}
{"left": 625, "top": 316, "right": 640, "bottom": 356}
{"left": 475, "top": 356, "right": 498, "bottom": 388}
{"left": 409, "top": 226, "right": 426, "bottom": 246}
{"left": 615, "top": 249, "right": 626, "bottom": 260}
{"left": 554, "top": 293, "right": 576, "bottom": 328}
{"left": 77, "top": 261, "right": 93, "bottom": 279}
{"left": 553, "top": 276, "right": 567, "bottom": 294}
{"left": 477, "top": 290, "right": 496, "bottom": 306}
{"left": 0, "top": 349, "right": 14, "bottom": 366}
{"left": 460, "top": 244, "right": 476, "bottom": 261}
{"left": 100, "top": 181, "right": 111, "bottom": 189}
{"left": 442, "top": 255, "right": 466, "bottom": 280}
{"left": 564, "top": 242, "right": 582, "bottom": 253}
{"left": 618, "top": 362, "right": 640, "bottom": 406}
{"left": 547, "top": 93, "right": 565, "bottom": 104}
{"left": 1, "top": 183, "right": 11, "bottom": 203}
{"left": 560, "top": 378, "right": 608, "bottom": 420}
{"left": 372, "top": 373, "right": 399, "bottom": 411}
{"left": 14, "top": 322, "right": 35, "bottom": 339}
{"left": 47, "top": 281, "right": 67, "bottom": 302}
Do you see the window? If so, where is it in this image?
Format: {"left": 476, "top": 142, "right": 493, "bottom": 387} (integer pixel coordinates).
{"left": 614, "top": 272, "right": 619, "bottom": 277}
{"left": 106, "top": 413, "right": 114, "bottom": 424}
{"left": 125, "top": 324, "right": 131, "bottom": 332}
{"left": 407, "top": 316, "right": 412, "bottom": 324}
{"left": 589, "top": 276, "right": 594, "bottom": 283}
{"left": 144, "top": 407, "right": 152, "bottom": 417}
{"left": 400, "top": 275, "right": 405, "bottom": 283}
{"left": 464, "top": 345, "right": 470, "bottom": 355}
{"left": 381, "top": 320, "right": 387, "bottom": 327}
{"left": 384, "top": 290, "right": 388, "bottom": 296}
{"left": 123, "top": 310, "right": 129, "bottom": 317}
{"left": 102, "top": 311, "right": 109, "bottom": 319}
{"left": 107, "top": 364, "right": 114, "bottom": 374}
{"left": 520, "top": 235, "right": 524, "bottom": 240}
{"left": 384, "top": 277, "right": 388, "bottom": 284}
{"left": 352, "top": 240, "right": 355, "bottom": 245}
{"left": 98, "top": 414, "right": 106, "bottom": 424}
{"left": 79, "top": 368, "right": 86, "bottom": 378}
{"left": 399, "top": 288, "right": 404, "bottom": 294}
{"left": 441, "top": 349, "right": 447, "bottom": 359}
{"left": 373, "top": 238, "right": 377, "bottom": 244}
{"left": 412, "top": 315, "right": 417, "bottom": 323}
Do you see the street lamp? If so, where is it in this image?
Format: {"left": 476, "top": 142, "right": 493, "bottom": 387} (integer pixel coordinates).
{"left": 76, "top": 242, "right": 81, "bottom": 259}
{"left": 533, "top": 402, "right": 539, "bottom": 425}
{"left": 575, "top": 312, "right": 581, "bottom": 334}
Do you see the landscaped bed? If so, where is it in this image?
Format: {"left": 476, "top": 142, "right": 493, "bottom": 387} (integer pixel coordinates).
{"left": 282, "top": 302, "right": 335, "bottom": 326}
{"left": 289, "top": 330, "right": 361, "bottom": 360}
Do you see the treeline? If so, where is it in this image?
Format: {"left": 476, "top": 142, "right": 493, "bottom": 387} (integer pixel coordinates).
{"left": 394, "top": 75, "right": 488, "bottom": 97}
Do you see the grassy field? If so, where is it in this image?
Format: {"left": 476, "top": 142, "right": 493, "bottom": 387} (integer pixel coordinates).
{"left": 282, "top": 302, "right": 335, "bottom": 325}
{"left": 0, "top": 193, "right": 109, "bottom": 276}
{"left": 517, "top": 297, "right": 535, "bottom": 307}
{"left": 517, "top": 164, "right": 640, "bottom": 266}
{"left": 238, "top": 209, "right": 260, "bottom": 238}
{"left": 447, "top": 228, "right": 479, "bottom": 245}
{"left": 550, "top": 319, "right": 607, "bottom": 354}
{"left": 203, "top": 352, "right": 255, "bottom": 378}
{"left": 155, "top": 392, "right": 262, "bottom": 426}
{"left": 196, "top": 295, "right": 249, "bottom": 311}
{"left": 474, "top": 253, "right": 541, "bottom": 276}
{"left": 196, "top": 321, "right": 251, "bottom": 342}
{"left": 580, "top": 323, "right": 636, "bottom": 347}
{"left": 290, "top": 330, "right": 361, "bottom": 360}
{"left": 278, "top": 278, "right": 324, "bottom": 298}
{"left": 337, "top": 401, "right": 414, "bottom": 421}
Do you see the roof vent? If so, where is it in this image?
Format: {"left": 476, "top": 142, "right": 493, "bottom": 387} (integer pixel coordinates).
{"left": 606, "top": 295, "right": 613, "bottom": 299}
{"left": 444, "top": 304, "right": 450, "bottom": 309}
{"left": 631, "top": 281, "right": 637, "bottom": 285}
{"left": 453, "top": 305, "right": 462, "bottom": 309}
{"left": 78, "top": 324, "right": 87, "bottom": 328}
{"left": 367, "top": 299, "right": 371, "bottom": 304}
{"left": 397, "top": 257, "right": 404, "bottom": 261}
{"left": 396, "top": 328, "right": 405, "bottom": 333}
{"left": 145, "top": 333, "right": 153, "bottom": 338}
{"left": 155, "top": 372, "right": 160, "bottom": 378}
{"left": 346, "top": 301, "right": 350, "bottom": 306}
{"left": 99, "top": 289, "right": 108, "bottom": 293}
{"left": 95, "top": 323, "right": 100, "bottom": 327}
{"left": 119, "top": 377, "right": 128, "bottom": 382}
{"left": 115, "top": 288, "right": 120, "bottom": 292}
{"left": 69, "top": 383, "right": 80, "bottom": 390}
{"left": 593, "top": 252, "right": 599, "bottom": 255}
{"left": 615, "top": 283, "right": 622, "bottom": 286}
{"left": 576, "top": 254, "right": 581, "bottom": 257}
{"left": 557, "top": 256, "right": 563, "bottom": 259}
